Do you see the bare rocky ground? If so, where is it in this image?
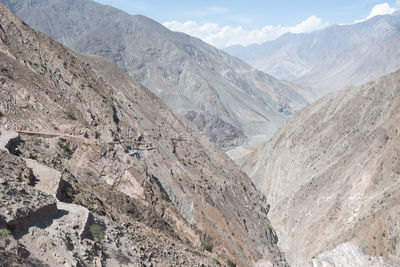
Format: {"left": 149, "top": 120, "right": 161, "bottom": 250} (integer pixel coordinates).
{"left": 0, "top": 144, "right": 213, "bottom": 266}
{"left": 309, "top": 243, "right": 397, "bottom": 267}
{"left": 0, "top": 4, "right": 287, "bottom": 266}
{"left": 243, "top": 69, "right": 400, "bottom": 266}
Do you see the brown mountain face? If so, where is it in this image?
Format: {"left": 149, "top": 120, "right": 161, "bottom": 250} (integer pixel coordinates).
{"left": 242, "top": 69, "right": 400, "bottom": 266}
{"left": 0, "top": 4, "right": 287, "bottom": 266}
{"left": 0, "top": 0, "right": 310, "bottom": 150}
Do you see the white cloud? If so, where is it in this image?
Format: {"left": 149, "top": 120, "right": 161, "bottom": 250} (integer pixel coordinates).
{"left": 355, "top": 3, "right": 397, "bottom": 23}
{"left": 163, "top": 15, "right": 328, "bottom": 48}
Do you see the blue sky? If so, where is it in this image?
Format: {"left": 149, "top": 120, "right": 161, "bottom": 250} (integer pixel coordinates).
{"left": 93, "top": 0, "right": 400, "bottom": 47}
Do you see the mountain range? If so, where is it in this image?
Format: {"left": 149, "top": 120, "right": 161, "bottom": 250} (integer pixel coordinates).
{"left": 226, "top": 12, "right": 400, "bottom": 97}
{"left": 0, "top": 3, "right": 287, "bottom": 266}
{"left": 3, "top": 0, "right": 400, "bottom": 266}
{"left": 0, "top": 0, "right": 311, "bottom": 149}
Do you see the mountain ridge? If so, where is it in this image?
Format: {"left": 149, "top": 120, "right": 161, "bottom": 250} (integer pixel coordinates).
{"left": 0, "top": 0, "right": 310, "bottom": 149}
{"left": 225, "top": 13, "right": 400, "bottom": 97}
{"left": 242, "top": 69, "right": 400, "bottom": 266}
{"left": 0, "top": 3, "right": 287, "bottom": 265}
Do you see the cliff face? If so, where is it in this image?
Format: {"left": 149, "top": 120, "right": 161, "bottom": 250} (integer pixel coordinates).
{"left": 243, "top": 69, "right": 400, "bottom": 266}
{"left": 0, "top": 0, "right": 309, "bottom": 149}
{"left": 0, "top": 3, "right": 287, "bottom": 266}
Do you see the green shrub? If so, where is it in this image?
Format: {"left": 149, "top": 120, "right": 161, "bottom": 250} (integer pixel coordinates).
{"left": 65, "top": 186, "right": 74, "bottom": 199}
{"left": 64, "top": 111, "right": 76, "bottom": 120}
{"left": 146, "top": 233, "right": 159, "bottom": 241}
{"left": 125, "top": 205, "right": 134, "bottom": 213}
{"left": 0, "top": 228, "right": 11, "bottom": 241}
{"left": 212, "top": 258, "right": 221, "bottom": 265}
{"left": 202, "top": 241, "right": 213, "bottom": 252}
{"left": 185, "top": 238, "right": 194, "bottom": 250}
{"left": 84, "top": 199, "right": 95, "bottom": 207}
{"left": 89, "top": 224, "right": 105, "bottom": 241}
{"left": 58, "top": 139, "right": 73, "bottom": 157}
{"left": 227, "top": 258, "right": 236, "bottom": 267}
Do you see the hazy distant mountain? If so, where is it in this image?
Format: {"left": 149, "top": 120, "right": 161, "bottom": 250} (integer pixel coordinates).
{"left": 1, "top": 0, "right": 309, "bottom": 149}
{"left": 225, "top": 13, "right": 400, "bottom": 97}
{"left": 241, "top": 69, "right": 400, "bottom": 266}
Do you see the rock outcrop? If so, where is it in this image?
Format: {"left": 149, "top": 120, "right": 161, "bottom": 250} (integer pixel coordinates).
{"left": 0, "top": 150, "right": 57, "bottom": 229}
{"left": 0, "top": 127, "right": 21, "bottom": 153}
{"left": 310, "top": 243, "right": 398, "bottom": 267}
{"left": 242, "top": 69, "right": 400, "bottom": 266}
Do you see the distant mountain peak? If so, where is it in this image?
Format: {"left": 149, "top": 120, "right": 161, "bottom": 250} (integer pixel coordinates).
{"left": 225, "top": 12, "right": 400, "bottom": 98}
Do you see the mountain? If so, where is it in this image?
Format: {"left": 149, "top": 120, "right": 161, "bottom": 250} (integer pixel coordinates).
{"left": 0, "top": 3, "right": 288, "bottom": 266}
{"left": 225, "top": 13, "right": 400, "bottom": 97}
{"left": 241, "top": 70, "right": 400, "bottom": 266}
{"left": 0, "top": 0, "right": 310, "bottom": 150}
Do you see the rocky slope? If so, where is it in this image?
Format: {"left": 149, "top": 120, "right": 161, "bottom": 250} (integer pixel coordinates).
{"left": 0, "top": 0, "right": 309, "bottom": 149}
{"left": 0, "top": 4, "right": 287, "bottom": 266}
{"left": 225, "top": 12, "right": 400, "bottom": 97}
{"left": 0, "top": 146, "right": 214, "bottom": 266}
{"left": 242, "top": 69, "right": 400, "bottom": 266}
{"left": 309, "top": 243, "right": 397, "bottom": 267}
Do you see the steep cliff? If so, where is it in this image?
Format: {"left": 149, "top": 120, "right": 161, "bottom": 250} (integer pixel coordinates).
{"left": 243, "top": 70, "right": 400, "bottom": 266}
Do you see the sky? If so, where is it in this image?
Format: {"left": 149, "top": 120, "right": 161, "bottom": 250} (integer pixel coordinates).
{"left": 93, "top": 0, "right": 400, "bottom": 48}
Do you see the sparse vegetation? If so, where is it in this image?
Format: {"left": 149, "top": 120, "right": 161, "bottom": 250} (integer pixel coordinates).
{"left": 58, "top": 138, "right": 73, "bottom": 157}
{"left": 125, "top": 205, "right": 134, "bottom": 213}
{"left": 65, "top": 186, "right": 74, "bottom": 199}
{"left": 89, "top": 224, "right": 105, "bottom": 241}
{"left": 227, "top": 258, "right": 236, "bottom": 267}
{"left": 84, "top": 199, "right": 95, "bottom": 207}
{"left": 202, "top": 240, "right": 213, "bottom": 252}
{"left": 146, "top": 233, "right": 159, "bottom": 241}
{"left": 212, "top": 258, "right": 221, "bottom": 265}
{"left": 0, "top": 228, "right": 11, "bottom": 241}
{"left": 185, "top": 238, "right": 194, "bottom": 250}
{"left": 64, "top": 110, "right": 76, "bottom": 120}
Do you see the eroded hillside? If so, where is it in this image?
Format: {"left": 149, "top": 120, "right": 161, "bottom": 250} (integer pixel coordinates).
{"left": 0, "top": 0, "right": 310, "bottom": 149}
{"left": 0, "top": 4, "right": 287, "bottom": 266}
{"left": 243, "top": 70, "right": 400, "bottom": 266}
